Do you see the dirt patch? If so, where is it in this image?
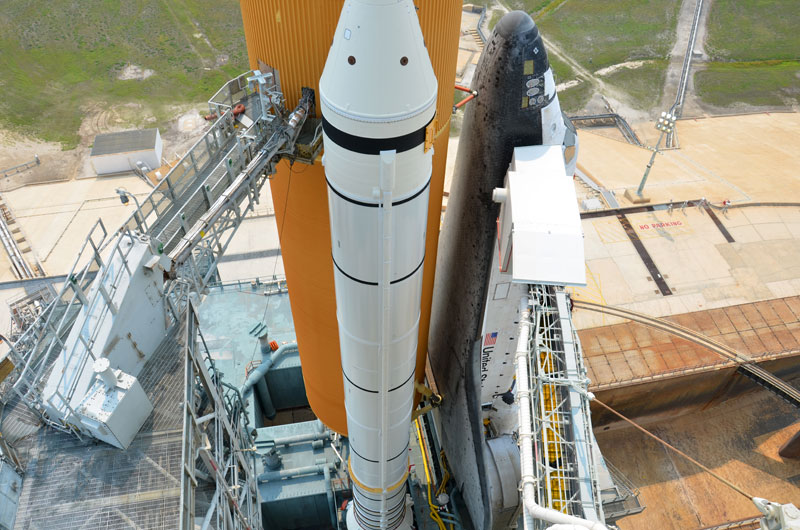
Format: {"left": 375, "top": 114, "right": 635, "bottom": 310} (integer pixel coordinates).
{"left": 594, "top": 60, "right": 654, "bottom": 77}
{"left": 557, "top": 79, "right": 583, "bottom": 91}
{"left": 117, "top": 64, "right": 155, "bottom": 81}
{"left": 0, "top": 130, "right": 79, "bottom": 189}
{"left": 177, "top": 111, "right": 205, "bottom": 134}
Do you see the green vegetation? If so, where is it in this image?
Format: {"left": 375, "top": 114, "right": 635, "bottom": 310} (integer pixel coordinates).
{"left": 695, "top": 61, "right": 800, "bottom": 107}
{"left": 488, "top": 9, "right": 503, "bottom": 31}
{"left": 705, "top": 0, "right": 800, "bottom": 62}
{"left": 508, "top": 0, "right": 564, "bottom": 15}
{"left": 558, "top": 81, "right": 593, "bottom": 114}
{"left": 698, "top": 0, "right": 800, "bottom": 109}
{"left": 604, "top": 60, "right": 668, "bottom": 110}
{"left": 547, "top": 53, "right": 575, "bottom": 84}
{"left": 0, "top": 0, "right": 247, "bottom": 149}
{"left": 535, "top": 0, "right": 680, "bottom": 70}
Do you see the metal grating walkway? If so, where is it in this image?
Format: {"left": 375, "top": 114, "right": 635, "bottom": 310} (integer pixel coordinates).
{"left": 12, "top": 323, "right": 184, "bottom": 530}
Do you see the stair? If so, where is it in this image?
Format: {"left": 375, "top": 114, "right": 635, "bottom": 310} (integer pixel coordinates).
{"left": 467, "top": 28, "right": 484, "bottom": 51}
{"left": 0, "top": 195, "right": 45, "bottom": 278}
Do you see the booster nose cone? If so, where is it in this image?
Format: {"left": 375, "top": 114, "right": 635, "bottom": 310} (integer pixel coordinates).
{"left": 495, "top": 10, "right": 536, "bottom": 39}
{"left": 319, "top": 0, "right": 437, "bottom": 139}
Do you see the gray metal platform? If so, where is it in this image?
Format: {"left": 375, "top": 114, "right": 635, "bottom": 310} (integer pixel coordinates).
{"left": 8, "top": 323, "right": 184, "bottom": 529}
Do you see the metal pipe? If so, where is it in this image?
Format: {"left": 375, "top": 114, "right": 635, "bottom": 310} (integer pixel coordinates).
{"left": 240, "top": 343, "right": 298, "bottom": 416}
{"left": 269, "top": 431, "right": 331, "bottom": 447}
{"left": 324, "top": 465, "right": 337, "bottom": 529}
{"left": 255, "top": 376, "right": 274, "bottom": 419}
{"left": 515, "top": 298, "right": 609, "bottom": 530}
{"left": 257, "top": 462, "right": 335, "bottom": 483}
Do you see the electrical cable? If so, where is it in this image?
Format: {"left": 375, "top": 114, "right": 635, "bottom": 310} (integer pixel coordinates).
{"left": 246, "top": 160, "right": 294, "bottom": 369}
{"left": 593, "top": 398, "right": 755, "bottom": 500}
{"left": 415, "top": 417, "right": 447, "bottom": 530}
{"left": 435, "top": 450, "right": 450, "bottom": 497}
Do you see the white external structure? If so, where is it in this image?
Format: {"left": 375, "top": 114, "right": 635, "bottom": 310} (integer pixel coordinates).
{"left": 480, "top": 145, "right": 585, "bottom": 415}
{"left": 90, "top": 129, "right": 163, "bottom": 176}
{"left": 497, "top": 145, "right": 585, "bottom": 286}
{"left": 320, "top": 1, "right": 437, "bottom": 528}
{"left": 41, "top": 234, "right": 168, "bottom": 446}
{"left": 76, "top": 358, "right": 153, "bottom": 449}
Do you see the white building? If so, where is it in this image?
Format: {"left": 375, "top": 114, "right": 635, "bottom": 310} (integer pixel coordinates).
{"left": 90, "top": 129, "right": 162, "bottom": 176}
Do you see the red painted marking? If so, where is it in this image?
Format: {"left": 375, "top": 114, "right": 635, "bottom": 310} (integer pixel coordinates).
{"left": 638, "top": 220, "right": 683, "bottom": 230}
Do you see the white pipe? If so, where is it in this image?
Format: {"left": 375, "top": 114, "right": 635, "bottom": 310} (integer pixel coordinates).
{"left": 515, "top": 298, "right": 609, "bottom": 530}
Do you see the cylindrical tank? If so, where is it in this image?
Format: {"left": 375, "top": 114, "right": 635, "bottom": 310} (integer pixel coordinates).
{"left": 239, "top": 0, "right": 461, "bottom": 435}
{"left": 320, "top": 1, "right": 436, "bottom": 527}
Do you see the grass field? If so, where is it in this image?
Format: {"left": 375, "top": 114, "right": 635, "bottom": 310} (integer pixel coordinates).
{"left": 507, "top": 0, "right": 553, "bottom": 15}
{"left": 559, "top": 81, "right": 593, "bottom": 114}
{"left": 695, "top": 61, "right": 800, "bottom": 108}
{"left": 604, "top": 60, "right": 669, "bottom": 111}
{"left": 548, "top": 53, "right": 576, "bottom": 84}
{"left": 0, "top": 0, "right": 248, "bottom": 149}
{"left": 535, "top": 0, "right": 680, "bottom": 70}
{"left": 696, "top": 0, "right": 800, "bottom": 108}
{"left": 705, "top": 0, "right": 800, "bottom": 62}
{"left": 488, "top": 9, "right": 503, "bottom": 31}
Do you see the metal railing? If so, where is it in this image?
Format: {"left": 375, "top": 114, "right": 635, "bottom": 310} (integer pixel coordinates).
{"left": 7, "top": 283, "right": 57, "bottom": 342}
{"left": 206, "top": 275, "right": 288, "bottom": 294}
{"left": 179, "top": 301, "right": 261, "bottom": 530}
{"left": 528, "top": 285, "right": 605, "bottom": 527}
{"left": 9, "top": 220, "right": 146, "bottom": 434}
{"left": 209, "top": 70, "right": 267, "bottom": 116}
{"left": 117, "top": 108, "right": 239, "bottom": 247}
{"left": 7, "top": 67, "right": 316, "bottom": 446}
{"left": 9, "top": 220, "right": 108, "bottom": 432}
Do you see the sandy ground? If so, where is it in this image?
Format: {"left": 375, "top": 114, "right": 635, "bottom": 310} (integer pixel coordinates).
{"left": 594, "top": 60, "right": 653, "bottom": 77}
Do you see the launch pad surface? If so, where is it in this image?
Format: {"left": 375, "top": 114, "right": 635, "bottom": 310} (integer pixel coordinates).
{"left": 562, "top": 111, "right": 800, "bottom": 529}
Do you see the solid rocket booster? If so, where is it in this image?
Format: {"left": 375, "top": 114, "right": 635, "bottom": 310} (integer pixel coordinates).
{"left": 320, "top": 1, "right": 437, "bottom": 529}
{"left": 428, "top": 11, "right": 578, "bottom": 529}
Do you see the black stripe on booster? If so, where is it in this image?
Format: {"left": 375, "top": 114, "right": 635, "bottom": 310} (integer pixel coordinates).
{"left": 326, "top": 177, "right": 430, "bottom": 208}
{"left": 331, "top": 254, "right": 425, "bottom": 287}
{"left": 342, "top": 368, "right": 415, "bottom": 395}
{"left": 617, "top": 213, "right": 673, "bottom": 296}
{"left": 322, "top": 115, "right": 431, "bottom": 155}
{"left": 350, "top": 441, "right": 410, "bottom": 464}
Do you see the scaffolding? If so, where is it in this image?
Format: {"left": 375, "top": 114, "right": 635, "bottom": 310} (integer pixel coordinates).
{"left": 527, "top": 284, "right": 605, "bottom": 526}
{"left": 0, "top": 68, "right": 318, "bottom": 529}
{"left": 180, "top": 300, "right": 262, "bottom": 530}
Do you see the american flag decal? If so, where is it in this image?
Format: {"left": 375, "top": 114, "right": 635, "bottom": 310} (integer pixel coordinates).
{"left": 484, "top": 332, "right": 498, "bottom": 346}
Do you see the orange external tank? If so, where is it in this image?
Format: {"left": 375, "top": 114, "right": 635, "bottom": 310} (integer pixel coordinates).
{"left": 239, "top": 0, "right": 462, "bottom": 435}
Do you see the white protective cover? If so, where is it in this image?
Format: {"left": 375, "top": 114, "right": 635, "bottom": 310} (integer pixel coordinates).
{"left": 498, "top": 145, "right": 586, "bottom": 286}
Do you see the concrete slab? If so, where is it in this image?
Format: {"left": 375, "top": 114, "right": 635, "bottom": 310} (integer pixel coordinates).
{"left": 580, "top": 113, "right": 800, "bottom": 206}
{"left": 573, "top": 206, "right": 800, "bottom": 330}
{"left": 2, "top": 175, "right": 151, "bottom": 279}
